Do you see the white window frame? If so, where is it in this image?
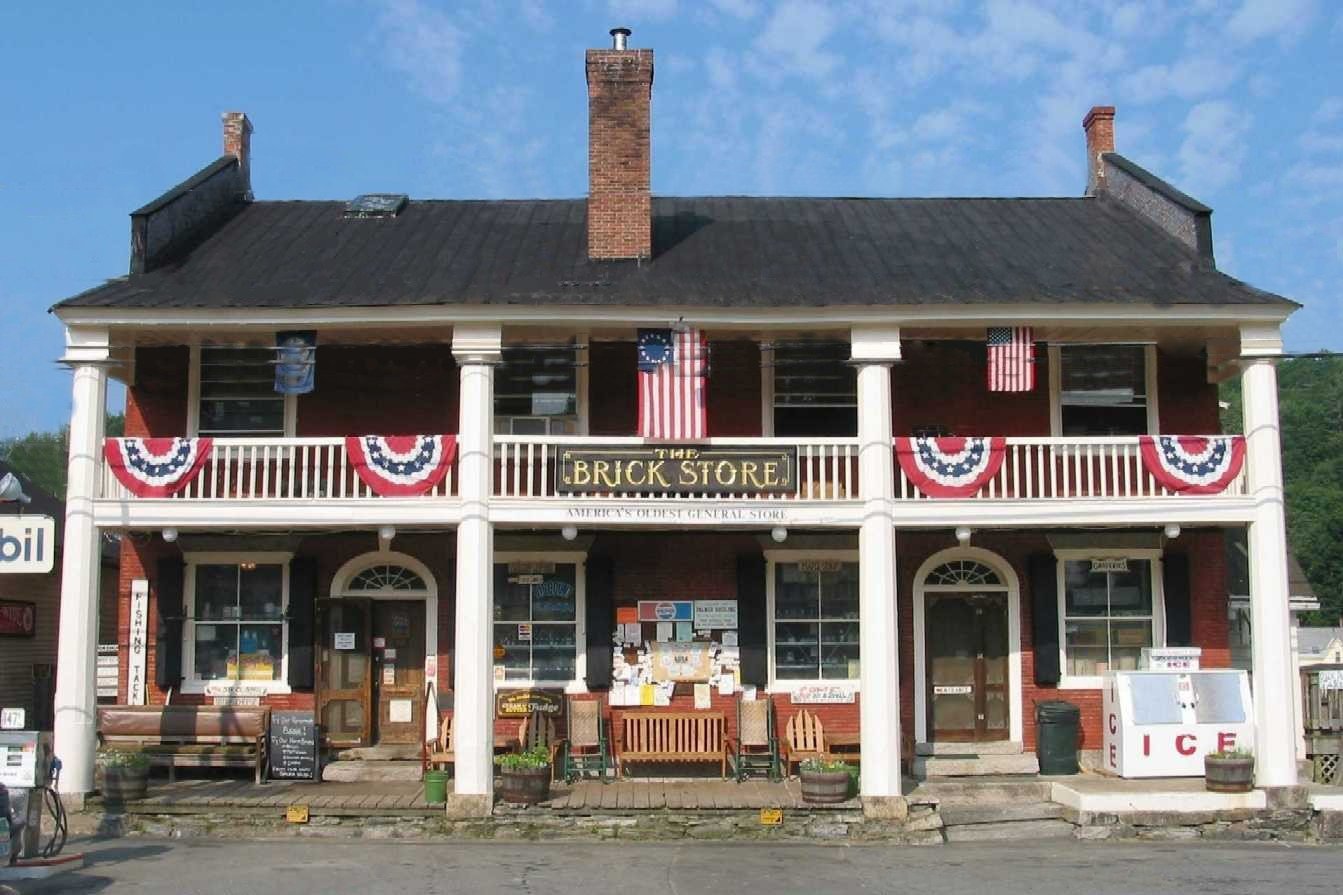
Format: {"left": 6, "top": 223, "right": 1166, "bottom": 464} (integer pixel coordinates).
{"left": 493, "top": 550, "right": 588, "bottom": 694}
{"left": 764, "top": 548, "right": 861, "bottom": 695}
{"left": 493, "top": 338, "right": 587, "bottom": 437}
{"left": 767, "top": 339, "right": 859, "bottom": 438}
{"left": 180, "top": 551, "right": 294, "bottom": 696}
{"left": 1048, "top": 343, "right": 1159, "bottom": 437}
{"left": 1055, "top": 547, "right": 1165, "bottom": 690}
{"left": 187, "top": 342, "right": 297, "bottom": 438}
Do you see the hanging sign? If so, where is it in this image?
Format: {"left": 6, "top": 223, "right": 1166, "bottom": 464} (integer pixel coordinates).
{"left": 127, "top": 579, "right": 149, "bottom": 705}
{"left": 0, "top": 600, "right": 36, "bottom": 637}
{"left": 1091, "top": 558, "right": 1130, "bottom": 574}
{"left": 495, "top": 689, "right": 564, "bottom": 717}
{"left": 557, "top": 445, "right": 796, "bottom": 495}
{"left": 0, "top": 516, "right": 55, "bottom": 574}
{"left": 638, "top": 600, "right": 693, "bottom": 622}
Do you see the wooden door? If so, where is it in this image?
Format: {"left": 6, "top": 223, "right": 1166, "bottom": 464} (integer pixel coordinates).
{"left": 317, "top": 598, "right": 372, "bottom": 747}
{"left": 926, "top": 593, "right": 1010, "bottom": 742}
{"left": 372, "top": 601, "right": 426, "bottom": 745}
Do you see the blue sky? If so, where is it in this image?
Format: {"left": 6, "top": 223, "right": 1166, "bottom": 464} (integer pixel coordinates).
{"left": 2, "top": 0, "right": 1341, "bottom": 437}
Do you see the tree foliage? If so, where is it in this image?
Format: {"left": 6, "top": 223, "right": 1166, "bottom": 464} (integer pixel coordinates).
{"left": 0, "top": 413, "right": 124, "bottom": 498}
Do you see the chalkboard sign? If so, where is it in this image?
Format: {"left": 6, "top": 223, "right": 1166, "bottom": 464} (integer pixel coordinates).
{"left": 268, "top": 710, "right": 318, "bottom": 781}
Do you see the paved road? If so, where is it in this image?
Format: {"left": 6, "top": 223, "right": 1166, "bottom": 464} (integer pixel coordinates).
{"left": 11, "top": 837, "right": 1343, "bottom": 894}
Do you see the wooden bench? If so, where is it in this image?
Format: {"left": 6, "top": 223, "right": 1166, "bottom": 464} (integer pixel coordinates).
{"left": 98, "top": 705, "right": 271, "bottom": 785}
{"left": 614, "top": 711, "right": 727, "bottom": 778}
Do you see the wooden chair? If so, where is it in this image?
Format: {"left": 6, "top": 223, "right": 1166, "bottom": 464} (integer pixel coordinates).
{"left": 424, "top": 714, "right": 454, "bottom": 772}
{"left": 726, "top": 694, "right": 779, "bottom": 782}
{"left": 783, "top": 709, "right": 827, "bottom": 776}
{"left": 517, "top": 711, "right": 564, "bottom": 781}
{"left": 560, "top": 698, "right": 610, "bottom": 782}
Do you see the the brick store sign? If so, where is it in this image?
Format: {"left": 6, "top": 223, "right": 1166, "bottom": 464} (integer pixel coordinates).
{"left": 557, "top": 445, "right": 796, "bottom": 495}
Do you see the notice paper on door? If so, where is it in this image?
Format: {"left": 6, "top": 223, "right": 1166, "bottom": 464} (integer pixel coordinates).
{"left": 382, "top": 665, "right": 396, "bottom": 685}
{"left": 389, "top": 699, "right": 412, "bottom": 723}
{"left": 334, "top": 632, "right": 355, "bottom": 650}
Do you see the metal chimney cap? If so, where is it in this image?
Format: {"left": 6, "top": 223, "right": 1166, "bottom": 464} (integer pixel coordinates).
{"left": 610, "top": 27, "right": 631, "bottom": 49}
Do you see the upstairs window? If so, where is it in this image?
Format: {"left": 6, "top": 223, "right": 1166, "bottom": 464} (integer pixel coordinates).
{"left": 197, "top": 346, "right": 287, "bottom": 436}
{"left": 1057, "top": 344, "right": 1151, "bottom": 436}
{"left": 494, "top": 343, "right": 580, "bottom": 436}
{"left": 773, "top": 341, "right": 856, "bottom": 437}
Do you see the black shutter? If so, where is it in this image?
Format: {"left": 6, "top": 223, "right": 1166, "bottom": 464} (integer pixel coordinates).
{"left": 287, "top": 556, "right": 318, "bottom": 690}
{"left": 1163, "top": 553, "right": 1192, "bottom": 647}
{"left": 1029, "top": 553, "right": 1061, "bottom": 686}
{"left": 737, "top": 554, "right": 768, "bottom": 687}
{"left": 584, "top": 556, "right": 614, "bottom": 690}
{"left": 155, "top": 557, "right": 185, "bottom": 692}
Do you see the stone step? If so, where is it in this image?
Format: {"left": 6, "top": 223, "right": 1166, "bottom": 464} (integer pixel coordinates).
{"left": 321, "top": 760, "right": 424, "bottom": 783}
{"left": 915, "top": 741, "right": 1024, "bottom": 757}
{"left": 909, "top": 779, "right": 1053, "bottom": 806}
{"left": 944, "top": 818, "right": 1077, "bottom": 843}
{"left": 912, "top": 752, "right": 1040, "bottom": 779}
{"left": 940, "top": 801, "right": 1065, "bottom": 826}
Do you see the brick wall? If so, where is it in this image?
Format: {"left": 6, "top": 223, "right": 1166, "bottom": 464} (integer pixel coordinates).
{"left": 296, "top": 344, "right": 457, "bottom": 436}
{"left": 892, "top": 341, "right": 1051, "bottom": 435}
{"left": 125, "top": 347, "right": 189, "bottom": 437}
{"left": 1158, "top": 348, "right": 1220, "bottom": 433}
{"left": 586, "top": 48, "right": 653, "bottom": 260}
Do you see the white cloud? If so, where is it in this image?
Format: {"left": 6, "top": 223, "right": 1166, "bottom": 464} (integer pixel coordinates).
{"left": 607, "top": 0, "right": 679, "bottom": 23}
{"left": 1226, "top": 0, "right": 1317, "bottom": 42}
{"left": 1122, "top": 56, "right": 1238, "bottom": 104}
{"left": 1178, "top": 100, "right": 1251, "bottom": 195}
{"left": 377, "top": 0, "right": 466, "bottom": 104}
{"left": 703, "top": 47, "right": 738, "bottom": 89}
{"left": 707, "top": 0, "right": 759, "bottom": 18}
{"left": 753, "top": 0, "right": 841, "bottom": 79}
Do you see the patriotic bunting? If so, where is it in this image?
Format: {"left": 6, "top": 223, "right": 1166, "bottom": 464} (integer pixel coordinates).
{"left": 1139, "top": 435, "right": 1245, "bottom": 495}
{"left": 104, "top": 437, "right": 214, "bottom": 498}
{"left": 895, "top": 436, "right": 1007, "bottom": 498}
{"left": 346, "top": 435, "right": 457, "bottom": 496}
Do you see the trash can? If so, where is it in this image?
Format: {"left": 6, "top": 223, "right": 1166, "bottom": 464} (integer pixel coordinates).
{"left": 423, "top": 770, "right": 449, "bottom": 805}
{"left": 1035, "top": 700, "right": 1080, "bottom": 775}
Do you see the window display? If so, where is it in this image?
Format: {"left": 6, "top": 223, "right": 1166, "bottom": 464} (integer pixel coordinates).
{"left": 493, "top": 564, "right": 578, "bottom": 683}
{"left": 773, "top": 561, "right": 860, "bottom": 681}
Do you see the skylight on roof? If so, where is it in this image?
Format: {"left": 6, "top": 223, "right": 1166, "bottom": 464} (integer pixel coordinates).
{"left": 344, "top": 193, "right": 408, "bottom": 218}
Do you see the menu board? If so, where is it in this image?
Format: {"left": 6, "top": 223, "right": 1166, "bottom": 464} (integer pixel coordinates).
{"left": 268, "top": 710, "right": 318, "bottom": 781}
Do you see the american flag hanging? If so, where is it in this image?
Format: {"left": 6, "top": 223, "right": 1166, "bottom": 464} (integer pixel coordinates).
{"left": 986, "top": 326, "right": 1036, "bottom": 392}
{"left": 637, "top": 328, "right": 708, "bottom": 439}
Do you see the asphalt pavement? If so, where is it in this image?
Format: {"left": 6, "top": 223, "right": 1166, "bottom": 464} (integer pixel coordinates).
{"left": 10, "top": 837, "right": 1343, "bottom": 894}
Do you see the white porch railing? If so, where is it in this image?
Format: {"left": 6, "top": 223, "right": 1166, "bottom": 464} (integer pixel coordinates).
{"left": 494, "top": 436, "right": 860, "bottom": 500}
{"left": 98, "top": 437, "right": 455, "bottom": 501}
{"left": 895, "top": 436, "right": 1248, "bottom": 501}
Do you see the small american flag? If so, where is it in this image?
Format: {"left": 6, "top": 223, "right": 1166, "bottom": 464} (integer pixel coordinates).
{"left": 637, "top": 328, "right": 708, "bottom": 439}
{"left": 987, "top": 327, "right": 1036, "bottom": 392}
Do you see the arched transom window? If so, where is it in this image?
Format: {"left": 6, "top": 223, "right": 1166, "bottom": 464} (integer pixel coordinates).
{"left": 345, "top": 564, "right": 429, "bottom": 594}
{"left": 925, "top": 559, "right": 1003, "bottom": 588}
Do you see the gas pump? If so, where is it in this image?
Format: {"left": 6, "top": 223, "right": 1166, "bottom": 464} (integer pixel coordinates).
{"left": 0, "top": 708, "right": 64, "bottom": 864}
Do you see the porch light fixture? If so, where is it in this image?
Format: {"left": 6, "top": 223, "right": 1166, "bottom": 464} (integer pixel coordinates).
{"left": 561, "top": 525, "right": 579, "bottom": 541}
{"left": 378, "top": 525, "right": 397, "bottom": 544}
{"left": 1164, "top": 524, "right": 1181, "bottom": 539}
{"left": 770, "top": 526, "right": 788, "bottom": 543}
{"left": 955, "top": 526, "right": 972, "bottom": 546}
{"left": 161, "top": 528, "right": 178, "bottom": 543}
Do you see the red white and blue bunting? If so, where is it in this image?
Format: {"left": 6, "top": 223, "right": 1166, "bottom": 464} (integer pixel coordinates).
{"left": 1139, "top": 435, "right": 1246, "bottom": 495}
{"left": 895, "top": 436, "right": 1007, "bottom": 498}
{"left": 104, "top": 437, "right": 214, "bottom": 498}
{"left": 346, "top": 435, "right": 458, "bottom": 497}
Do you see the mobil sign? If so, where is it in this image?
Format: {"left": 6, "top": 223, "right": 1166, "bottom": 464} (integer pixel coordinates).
{"left": 1102, "top": 669, "right": 1254, "bottom": 778}
{"left": 0, "top": 516, "right": 55, "bottom": 574}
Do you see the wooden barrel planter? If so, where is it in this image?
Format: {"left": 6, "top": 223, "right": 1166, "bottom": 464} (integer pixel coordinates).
{"left": 800, "top": 769, "right": 851, "bottom": 804}
{"left": 1205, "top": 755, "right": 1255, "bottom": 793}
{"left": 498, "top": 766, "right": 552, "bottom": 805}
{"left": 100, "top": 765, "right": 150, "bottom": 803}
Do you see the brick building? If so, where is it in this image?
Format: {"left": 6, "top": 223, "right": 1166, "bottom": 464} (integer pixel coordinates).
{"left": 49, "top": 30, "right": 1302, "bottom": 815}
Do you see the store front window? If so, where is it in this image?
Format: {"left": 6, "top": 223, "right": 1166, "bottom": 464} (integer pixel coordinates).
{"left": 1061, "top": 556, "right": 1159, "bottom": 680}
{"left": 772, "top": 560, "right": 860, "bottom": 681}
{"left": 187, "top": 559, "right": 288, "bottom": 687}
{"left": 493, "top": 563, "right": 579, "bottom": 683}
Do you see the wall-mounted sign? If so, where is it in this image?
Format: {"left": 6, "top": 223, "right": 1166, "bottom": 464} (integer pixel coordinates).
{"left": 651, "top": 641, "right": 713, "bottom": 682}
{"left": 204, "top": 682, "right": 267, "bottom": 699}
{"left": 564, "top": 504, "right": 791, "bottom": 525}
{"left": 0, "top": 600, "right": 36, "bottom": 637}
{"left": 495, "top": 689, "right": 564, "bottom": 717}
{"left": 693, "top": 600, "right": 738, "bottom": 630}
{"left": 334, "top": 632, "right": 356, "bottom": 650}
{"left": 0, "top": 516, "right": 55, "bottom": 574}
{"left": 790, "top": 685, "right": 856, "bottom": 704}
{"left": 638, "top": 600, "right": 693, "bottom": 622}
{"left": 127, "top": 579, "right": 149, "bottom": 705}
{"left": 557, "top": 445, "right": 796, "bottom": 495}
{"left": 96, "top": 644, "right": 119, "bottom": 698}
{"left": 1091, "top": 558, "right": 1131, "bottom": 574}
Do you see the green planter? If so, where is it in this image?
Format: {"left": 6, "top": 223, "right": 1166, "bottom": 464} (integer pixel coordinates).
{"left": 423, "top": 770, "right": 449, "bottom": 805}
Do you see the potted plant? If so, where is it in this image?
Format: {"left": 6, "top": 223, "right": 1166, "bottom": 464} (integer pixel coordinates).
{"left": 496, "top": 746, "right": 553, "bottom": 805}
{"left": 1204, "top": 748, "right": 1255, "bottom": 793}
{"left": 98, "top": 750, "right": 151, "bottom": 803}
{"left": 799, "top": 758, "right": 854, "bottom": 804}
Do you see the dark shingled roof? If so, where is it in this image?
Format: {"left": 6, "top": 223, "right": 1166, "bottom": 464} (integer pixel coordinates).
{"left": 56, "top": 196, "right": 1294, "bottom": 311}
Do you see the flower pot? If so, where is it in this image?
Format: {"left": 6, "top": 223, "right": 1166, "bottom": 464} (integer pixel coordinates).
{"left": 497, "top": 766, "right": 551, "bottom": 805}
{"left": 423, "top": 770, "right": 449, "bottom": 805}
{"left": 100, "top": 764, "right": 150, "bottom": 803}
{"left": 800, "top": 769, "right": 851, "bottom": 804}
{"left": 1204, "top": 755, "right": 1255, "bottom": 793}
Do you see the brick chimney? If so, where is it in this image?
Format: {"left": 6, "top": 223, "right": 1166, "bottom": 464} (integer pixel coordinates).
{"left": 222, "top": 111, "right": 253, "bottom": 199}
{"left": 586, "top": 28, "right": 653, "bottom": 260}
{"left": 1083, "top": 105, "right": 1115, "bottom": 196}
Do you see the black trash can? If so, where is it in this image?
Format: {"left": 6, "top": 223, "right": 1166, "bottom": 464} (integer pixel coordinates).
{"left": 1035, "top": 700, "right": 1080, "bottom": 775}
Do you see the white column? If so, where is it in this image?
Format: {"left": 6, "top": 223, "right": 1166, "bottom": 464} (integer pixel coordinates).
{"left": 1240, "top": 330, "right": 1297, "bottom": 787}
{"left": 852, "top": 326, "right": 903, "bottom": 815}
{"left": 53, "top": 327, "right": 110, "bottom": 800}
{"left": 450, "top": 323, "right": 501, "bottom": 815}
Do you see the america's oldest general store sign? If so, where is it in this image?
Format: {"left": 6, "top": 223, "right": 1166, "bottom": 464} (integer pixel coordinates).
{"left": 557, "top": 445, "right": 796, "bottom": 495}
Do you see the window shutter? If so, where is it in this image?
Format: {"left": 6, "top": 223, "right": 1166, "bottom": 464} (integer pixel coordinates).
{"left": 287, "top": 556, "right": 318, "bottom": 690}
{"left": 1163, "top": 554, "right": 1192, "bottom": 647}
{"left": 584, "top": 556, "right": 614, "bottom": 690}
{"left": 1029, "top": 553, "right": 1061, "bottom": 686}
{"left": 737, "top": 554, "right": 768, "bottom": 686}
{"left": 155, "top": 557, "right": 185, "bottom": 692}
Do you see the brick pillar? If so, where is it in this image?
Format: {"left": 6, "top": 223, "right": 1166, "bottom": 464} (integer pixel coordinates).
{"left": 1083, "top": 105, "right": 1115, "bottom": 196}
{"left": 222, "top": 111, "right": 253, "bottom": 198}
